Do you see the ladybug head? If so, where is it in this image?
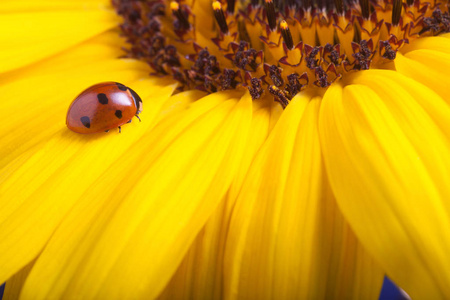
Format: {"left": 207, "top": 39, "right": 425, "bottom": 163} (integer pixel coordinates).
{"left": 129, "top": 87, "right": 143, "bottom": 114}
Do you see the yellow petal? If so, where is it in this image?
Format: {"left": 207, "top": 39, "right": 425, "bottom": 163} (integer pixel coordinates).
{"left": 0, "top": 9, "right": 120, "bottom": 73}
{"left": 400, "top": 36, "right": 450, "bottom": 54}
{"left": 158, "top": 96, "right": 276, "bottom": 300}
{"left": 15, "top": 91, "right": 251, "bottom": 299}
{"left": 395, "top": 50, "right": 450, "bottom": 102}
{"left": 2, "top": 261, "right": 34, "bottom": 300}
{"left": 0, "top": 82, "right": 176, "bottom": 284}
{"left": 319, "top": 74, "right": 450, "bottom": 299}
{"left": 0, "top": 30, "right": 163, "bottom": 169}
{"left": 0, "top": 30, "right": 128, "bottom": 86}
{"left": 352, "top": 70, "right": 450, "bottom": 137}
{"left": 224, "top": 93, "right": 384, "bottom": 299}
{"left": 1, "top": 0, "right": 111, "bottom": 13}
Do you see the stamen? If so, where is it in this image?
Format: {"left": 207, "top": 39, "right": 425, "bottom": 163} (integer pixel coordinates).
{"left": 352, "top": 40, "right": 374, "bottom": 70}
{"left": 170, "top": 2, "right": 179, "bottom": 12}
{"left": 303, "top": 0, "right": 311, "bottom": 9}
{"left": 268, "top": 86, "right": 289, "bottom": 108}
{"left": 170, "top": 1, "right": 190, "bottom": 30}
{"left": 266, "top": 64, "right": 284, "bottom": 87}
{"left": 359, "top": 0, "right": 370, "bottom": 19}
{"left": 115, "top": 0, "right": 450, "bottom": 109}
{"left": 280, "top": 20, "right": 294, "bottom": 50}
{"left": 314, "top": 67, "right": 330, "bottom": 88}
{"left": 392, "top": 0, "right": 402, "bottom": 26}
{"left": 323, "top": 44, "right": 341, "bottom": 65}
{"left": 248, "top": 77, "right": 264, "bottom": 99}
{"left": 227, "top": 0, "right": 236, "bottom": 13}
{"left": 380, "top": 40, "right": 396, "bottom": 60}
{"left": 232, "top": 41, "right": 260, "bottom": 71}
{"left": 305, "top": 46, "right": 321, "bottom": 69}
{"left": 264, "top": 0, "right": 277, "bottom": 31}
{"left": 420, "top": 8, "right": 450, "bottom": 34}
{"left": 285, "top": 73, "right": 303, "bottom": 98}
{"left": 334, "top": 0, "right": 344, "bottom": 15}
{"left": 221, "top": 69, "right": 239, "bottom": 89}
{"left": 213, "top": 1, "right": 229, "bottom": 34}
{"left": 238, "top": 20, "right": 251, "bottom": 43}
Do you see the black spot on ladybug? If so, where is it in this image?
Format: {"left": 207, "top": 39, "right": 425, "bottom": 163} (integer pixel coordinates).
{"left": 115, "top": 82, "right": 128, "bottom": 91}
{"left": 97, "top": 93, "right": 109, "bottom": 105}
{"left": 128, "top": 88, "right": 142, "bottom": 111}
{"left": 115, "top": 110, "right": 123, "bottom": 119}
{"left": 80, "top": 116, "right": 91, "bottom": 128}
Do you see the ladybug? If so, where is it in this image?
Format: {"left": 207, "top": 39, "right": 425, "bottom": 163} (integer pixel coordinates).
{"left": 66, "top": 82, "right": 143, "bottom": 134}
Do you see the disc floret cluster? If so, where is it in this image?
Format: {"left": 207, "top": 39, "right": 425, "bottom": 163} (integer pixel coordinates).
{"left": 114, "top": 0, "right": 450, "bottom": 107}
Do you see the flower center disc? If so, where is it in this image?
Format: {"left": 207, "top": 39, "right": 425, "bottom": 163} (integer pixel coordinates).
{"left": 113, "top": 0, "right": 450, "bottom": 107}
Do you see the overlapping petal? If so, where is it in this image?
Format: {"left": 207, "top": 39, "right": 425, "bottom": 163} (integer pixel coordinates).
{"left": 158, "top": 97, "right": 281, "bottom": 299}
{"left": 0, "top": 4, "right": 119, "bottom": 74}
{"left": 223, "top": 93, "right": 384, "bottom": 299}
{"left": 396, "top": 35, "right": 450, "bottom": 103}
{"left": 1, "top": 0, "right": 110, "bottom": 13}
{"left": 10, "top": 90, "right": 251, "bottom": 300}
{"left": 0, "top": 78, "right": 176, "bottom": 282}
{"left": 2, "top": 261, "right": 34, "bottom": 300}
{"left": 0, "top": 29, "right": 172, "bottom": 166}
{"left": 1, "top": 0, "right": 450, "bottom": 299}
{"left": 319, "top": 70, "right": 450, "bottom": 299}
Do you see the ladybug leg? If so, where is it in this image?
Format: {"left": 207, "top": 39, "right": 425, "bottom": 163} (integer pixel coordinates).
{"left": 135, "top": 115, "right": 141, "bottom": 122}
{"left": 127, "top": 119, "right": 132, "bottom": 123}
{"left": 118, "top": 126, "right": 122, "bottom": 133}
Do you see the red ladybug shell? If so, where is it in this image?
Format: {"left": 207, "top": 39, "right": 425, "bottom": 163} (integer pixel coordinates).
{"left": 66, "top": 82, "right": 143, "bottom": 134}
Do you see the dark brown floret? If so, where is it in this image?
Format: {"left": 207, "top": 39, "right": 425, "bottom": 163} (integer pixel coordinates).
{"left": 264, "top": 0, "right": 278, "bottom": 31}
{"left": 380, "top": 41, "right": 396, "bottom": 60}
{"left": 171, "top": 3, "right": 191, "bottom": 32}
{"left": 221, "top": 69, "right": 239, "bottom": 90}
{"left": 266, "top": 64, "right": 284, "bottom": 87}
{"left": 305, "top": 46, "right": 321, "bottom": 69}
{"left": 248, "top": 77, "right": 264, "bottom": 99}
{"left": 334, "top": 0, "right": 344, "bottom": 14}
{"left": 323, "top": 44, "right": 341, "bottom": 65}
{"left": 359, "top": 0, "right": 371, "bottom": 19}
{"left": 149, "top": 35, "right": 165, "bottom": 56}
{"left": 172, "top": 67, "right": 188, "bottom": 87}
{"left": 314, "top": 67, "right": 330, "bottom": 88}
{"left": 128, "top": 10, "right": 141, "bottom": 23}
{"left": 232, "top": 41, "right": 260, "bottom": 71}
{"left": 227, "top": 0, "right": 236, "bottom": 13}
{"left": 280, "top": 21, "right": 294, "bottom": 50}
{"left": 163, "top": 45, "right": 181, "bottom": 67}
{"left": 421, "top": 8, "right": 450, "bottom": 34}
{"left": 213, "top": 2, "right": 229, "bottom": 34}
{"left": 268, "top": 86, "right": 290, "bottom": 108}
{"left": 285, "top": 73, "right": 303, "bottom": 98}
{"left": 113, "top": 0, "right": 448, "bottom": 109}
{"left": 141, "top": 20, "right": 161, "bottom": 36}
{"left": 391, "top": 0, "right": 402, "bottom": 26}
{"left": 352, "top": 40, "right": 374, "bottom": 70}
{"left": 150, "top": 3, "right": 166, "bottom": 16}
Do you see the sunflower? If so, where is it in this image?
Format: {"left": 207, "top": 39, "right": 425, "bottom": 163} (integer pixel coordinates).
{"left": 1, "top": 0, "right": 449, "bottom": 298}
